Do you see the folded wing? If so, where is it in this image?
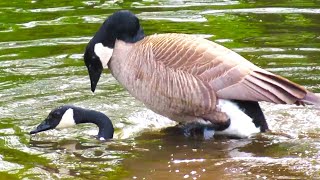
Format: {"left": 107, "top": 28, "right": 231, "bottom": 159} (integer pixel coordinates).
{"left": 144, "top": 33, "right": 320, "bottom": 106}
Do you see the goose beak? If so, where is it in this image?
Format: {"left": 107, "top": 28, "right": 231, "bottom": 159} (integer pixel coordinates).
{"left": 84, "top": 46, "right": 103, "bottom": 93}
{"left": 88, "top": 65, "right": 102, "bottom": 93}
{"left": 30, "top": 119, "right": 52, "bottom": 134}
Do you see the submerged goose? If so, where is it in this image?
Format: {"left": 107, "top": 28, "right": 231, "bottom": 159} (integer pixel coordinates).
{"left": 30, "top": 105, "right": 114, "bottom": 140}
{"left": 83, "top": 10, "right": 320, "bottom": 138}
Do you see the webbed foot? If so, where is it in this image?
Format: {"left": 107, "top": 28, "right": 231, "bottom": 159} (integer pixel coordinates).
{"left": 181, "top": 119, "right": 230, "bottom": 139}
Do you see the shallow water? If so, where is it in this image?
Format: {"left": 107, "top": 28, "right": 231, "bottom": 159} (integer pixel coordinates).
{"left": 0, "top": 0, "right": 320, "bottom": 179}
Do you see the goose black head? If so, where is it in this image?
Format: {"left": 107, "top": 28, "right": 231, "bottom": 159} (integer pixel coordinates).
{"left": 30, "top": 105, "right": 114, "bottom": 140}
{"left": 84, "top": 10, "right": 144, "bottom": 92}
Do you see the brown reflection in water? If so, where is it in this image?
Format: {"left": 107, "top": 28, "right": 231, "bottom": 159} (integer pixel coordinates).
{"left": 29, "top": 128, "right": 319, "bottom": 179}
{"left": 121, "top": 130, "right": 315, "bottom": 179}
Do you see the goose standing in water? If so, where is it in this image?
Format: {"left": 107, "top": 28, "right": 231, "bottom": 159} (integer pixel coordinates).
{"left": 83, "top": 10, "right": 320, "bottom": 138}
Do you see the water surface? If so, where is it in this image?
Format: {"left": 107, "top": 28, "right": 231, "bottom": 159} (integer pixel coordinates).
{"left": 0, "top": 0, "right": 320, "bottom": 179}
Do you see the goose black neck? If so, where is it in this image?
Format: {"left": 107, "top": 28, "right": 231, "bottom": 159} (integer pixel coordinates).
{"left": 73, "top": 107, "right": 114, "bottom": 140}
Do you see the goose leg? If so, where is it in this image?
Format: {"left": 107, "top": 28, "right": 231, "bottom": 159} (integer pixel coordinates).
{"left": 183, "top": 123, "right": 216, "bottom": 140}
{"left": 182, "top": 122, "right": 204, "bottom": 137}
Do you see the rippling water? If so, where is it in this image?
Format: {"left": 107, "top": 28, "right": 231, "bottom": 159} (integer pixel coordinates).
{"left": 0, "top": 0, "right": 320, "bottom": 179}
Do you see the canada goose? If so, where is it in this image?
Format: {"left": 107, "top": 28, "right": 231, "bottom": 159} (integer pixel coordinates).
{"left": 30, "top": 105, "right": 114, "bottom": 140}
{"left": 83, "top": 10, "right": 320, "bottom": 138}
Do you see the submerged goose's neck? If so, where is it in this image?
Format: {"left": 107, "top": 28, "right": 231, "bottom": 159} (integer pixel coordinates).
{"left": 30, "top": 105, "right": 114, "bottom": 140}
{"left": 73, "top": 107, "right": 114, "bottom": 140}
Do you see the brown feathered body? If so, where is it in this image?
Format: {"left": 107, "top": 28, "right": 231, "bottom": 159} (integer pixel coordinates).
{"left": 109, "top": 33, "right": 319, "bottom": 123}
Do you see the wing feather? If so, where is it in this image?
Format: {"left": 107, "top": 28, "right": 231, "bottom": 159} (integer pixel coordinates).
{"left": 111, "top": 40, "right": 217, "bottom": 118}
{"left": 141, "top": 33, "right": 320, "bottom": 106}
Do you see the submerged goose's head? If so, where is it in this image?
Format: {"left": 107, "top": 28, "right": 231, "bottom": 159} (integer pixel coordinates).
{"left": 30, "top": 105, "right": 114, "bottom": 140}
{"left": 84, "top": 10, "right": 144, "bottom": 92}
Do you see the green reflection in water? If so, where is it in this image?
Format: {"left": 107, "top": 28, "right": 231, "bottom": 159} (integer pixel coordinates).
{"left": 0, "top": 0, "right": 319, "bottom": 179}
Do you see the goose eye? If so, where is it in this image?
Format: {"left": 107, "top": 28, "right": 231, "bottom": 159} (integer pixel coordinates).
{"left": 51, "top": 111, "right": 61, "bottom": 118}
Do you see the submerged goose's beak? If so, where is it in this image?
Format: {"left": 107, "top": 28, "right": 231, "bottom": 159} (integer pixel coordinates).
{"left": 30, "top": 119, "right": 52, "bottom": 134}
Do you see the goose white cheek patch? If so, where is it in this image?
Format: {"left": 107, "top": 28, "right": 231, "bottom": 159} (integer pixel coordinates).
{"left": 55, "top": 108, "right": 76, "bottom": 129}
{"left": 94, "top": 43, "right": 113, "bottom": 69}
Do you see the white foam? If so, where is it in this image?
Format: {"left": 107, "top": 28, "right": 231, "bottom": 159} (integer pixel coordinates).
{"left": 203, "top": 127, "right": 215, "bottom": 140}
